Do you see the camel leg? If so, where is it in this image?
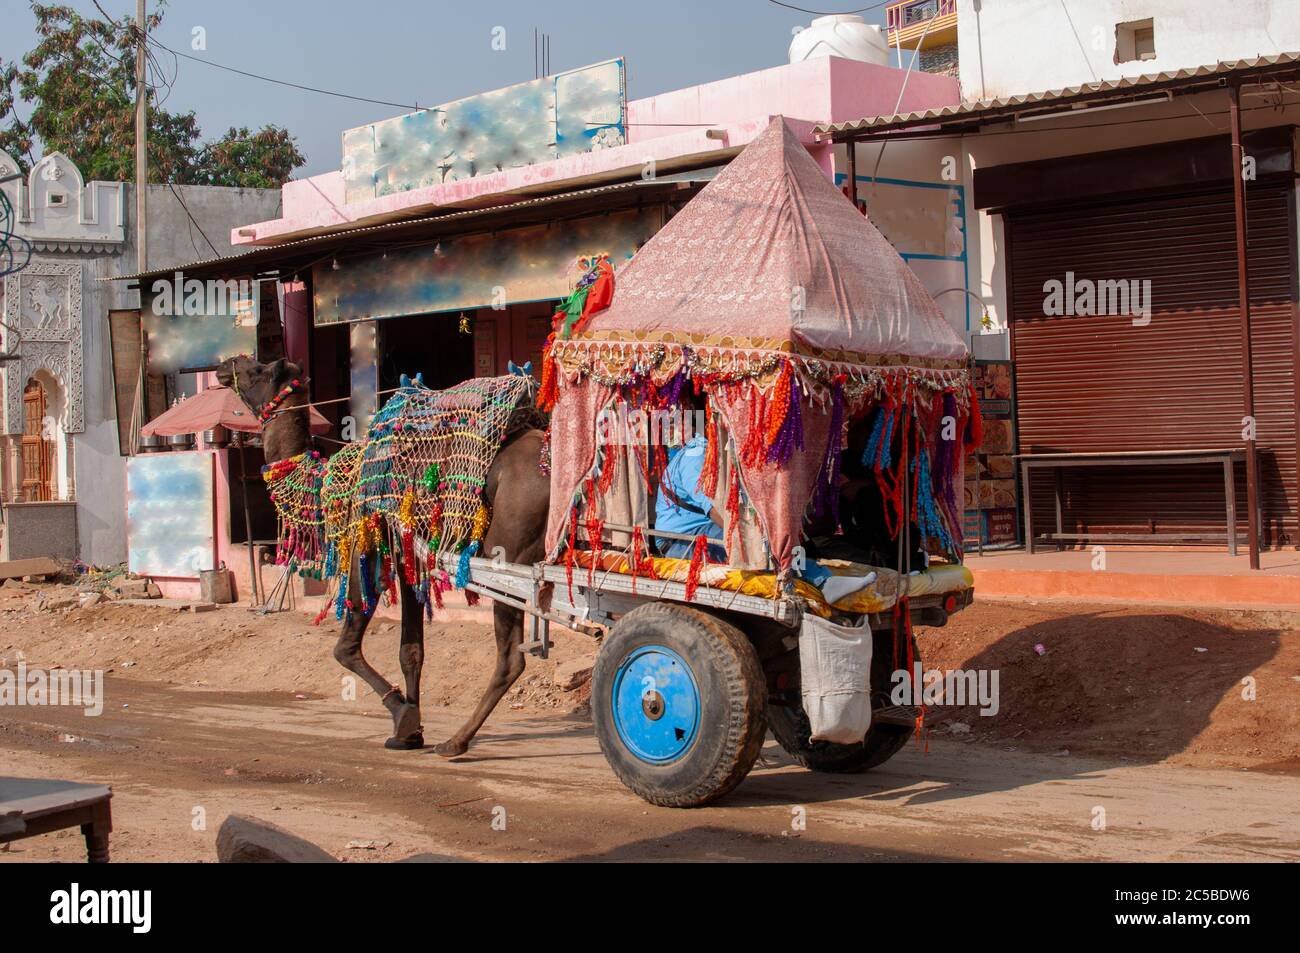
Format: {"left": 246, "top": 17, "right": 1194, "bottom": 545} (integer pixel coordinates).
{"left": 332, "top": 575, "right": 418, "bottom": 747}
{"left": 433, "top": 602, "right": 525, "bottom": 757}
{"left": 386, "top": 578, "right": 426, "bottom": 750}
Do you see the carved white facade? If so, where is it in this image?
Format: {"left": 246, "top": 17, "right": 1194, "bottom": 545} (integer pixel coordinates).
{"left": 0, "top": 150, "right": 125, "bottom": 253}
{"left": 2, "top": 260, "right": 85, "bottom": 435}
{"left": 2, "top": 148, "right": 282, "bottom": 565}
{"left": 1, "top": 150, "right": 121, "bottom": 560}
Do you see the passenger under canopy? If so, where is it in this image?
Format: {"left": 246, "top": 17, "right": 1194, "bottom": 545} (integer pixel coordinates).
{"left": 538, "top": 116, "right": 978, "bottom": 596}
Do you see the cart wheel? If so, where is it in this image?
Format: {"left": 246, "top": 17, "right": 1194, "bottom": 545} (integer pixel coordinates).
{"left": 593, "top": 602, "right": 766, "bottom": 808}
{"left": 767, "top": 700, "right": 911, "bottom": 773}
{"left": 767, "top": 630, "right": 917, "bottom": 773}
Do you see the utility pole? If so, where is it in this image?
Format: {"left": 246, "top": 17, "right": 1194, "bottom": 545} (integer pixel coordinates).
{"left": 134, "top": 0, "right": 147, "bottom": 273}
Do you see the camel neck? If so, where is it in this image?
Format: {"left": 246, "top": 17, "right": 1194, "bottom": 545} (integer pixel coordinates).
{"left": 261, "top": 394, "right": 313, "bottom": 464}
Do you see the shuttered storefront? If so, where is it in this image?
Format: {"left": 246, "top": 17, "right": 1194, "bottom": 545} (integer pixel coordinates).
{"left": 1007, "top": 181, "right": 1299, "bottom": 547}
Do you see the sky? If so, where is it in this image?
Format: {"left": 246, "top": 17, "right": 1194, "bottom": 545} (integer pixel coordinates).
{"left": 0, "top": 0, "right": 891, "bottom": 179}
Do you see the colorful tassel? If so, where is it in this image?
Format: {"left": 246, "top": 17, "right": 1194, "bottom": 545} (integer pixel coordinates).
{"left": 697, "top": 404, "right": 719, "bottom": 497}
{"left": 455, "top": 541, "right": 479, "bottom": 589}
{"left": 585, "top": 513, "right": 604, "bottom": 588}
{"left": 536, "top": 339, "right": 559, "bottom": 411}
{"left": 684, "top": 534, "right": 708, "bottom": 602}
{"left": 401, "top": 528, "right": 417, "bottom": 585}
{"left": 359, "top": 552, "right": 377, "bottom": 613}
{"left": 565, "top": 506, "right": 578, "bottom": 606}
{"left": 470, "top": 503, "right": 490, "bottom": 543}
{"left": 421, "top": 462, "right": 440, "bottom": 494}
{"left": 381, "top": 553, "right": 397, "bottom": 606}
{"left": 629, "top": 525, "right": 647, "bottom": 595}
{"left": 766, "top": 373, "right": 804, "bottom": 466}
{"left": 724, "top": 466, "right": 742, "bottom": 557}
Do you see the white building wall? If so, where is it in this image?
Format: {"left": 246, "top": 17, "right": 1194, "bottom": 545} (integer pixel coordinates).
{"left": 2, "top": 152, "right": 281, "bottom": 568}
{"left": 838, "top": 136, "right": 983, "bottom": 349}
{"left": 958, "top": 0, "right": 1300, "bottom": 102}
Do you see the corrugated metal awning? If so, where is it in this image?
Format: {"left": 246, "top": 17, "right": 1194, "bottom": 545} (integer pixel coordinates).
{"left": 815, "top": 52, "right": 1300, "bottom": 139}
{"left": 106, "top": 175, "right": 713, "bottom": 284}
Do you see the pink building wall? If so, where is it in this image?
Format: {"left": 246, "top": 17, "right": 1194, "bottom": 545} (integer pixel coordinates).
{"left": 233, "top": 57, "right": 959, "bottom": 247}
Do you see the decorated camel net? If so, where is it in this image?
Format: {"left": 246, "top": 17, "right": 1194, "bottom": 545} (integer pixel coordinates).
{"left": 262, "top": 372, "right": 539, "bottom": 622}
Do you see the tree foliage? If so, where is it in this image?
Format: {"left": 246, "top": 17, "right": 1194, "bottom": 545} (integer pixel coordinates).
{"left": 0, "top": 2, "right": 304, "bottom": 187}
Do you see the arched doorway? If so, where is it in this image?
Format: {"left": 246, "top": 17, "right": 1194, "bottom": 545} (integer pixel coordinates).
{"left": 21, "top": 378, "right": 57, "bottom": 502}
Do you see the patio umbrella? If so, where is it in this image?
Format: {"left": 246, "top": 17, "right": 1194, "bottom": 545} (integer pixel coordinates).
{"left": 141, "top": 386, "right": 332, "bottom": 604}
{"left": 140, "top": 385, "right": 330, "bottom": 437}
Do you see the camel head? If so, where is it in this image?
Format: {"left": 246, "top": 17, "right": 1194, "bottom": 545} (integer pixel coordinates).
{"left": 216, "top": 355, "right": 304, "bottom": 418}
{"left": 216, "top": 355, "right": 310, "bottom": 463}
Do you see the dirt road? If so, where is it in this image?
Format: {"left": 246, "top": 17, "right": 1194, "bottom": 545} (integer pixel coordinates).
{"left": 3, "top": 674, "right": 1298, "bottom": 863}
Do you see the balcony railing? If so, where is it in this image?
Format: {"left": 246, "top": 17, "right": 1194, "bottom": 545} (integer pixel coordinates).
{"left": 887, "top": 0, "right": 956, "bottom": 34}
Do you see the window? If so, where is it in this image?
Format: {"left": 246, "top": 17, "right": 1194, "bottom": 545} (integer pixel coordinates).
{"left": 1115, "top": 18, "right": 1156, "bottom": 64}
{"left": 904, "top": 0, "right": 940, "bottom": 25}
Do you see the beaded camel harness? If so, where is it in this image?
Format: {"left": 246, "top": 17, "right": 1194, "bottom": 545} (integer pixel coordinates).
{"left": 262, "top": 372, "right": 539, "bottom": 623}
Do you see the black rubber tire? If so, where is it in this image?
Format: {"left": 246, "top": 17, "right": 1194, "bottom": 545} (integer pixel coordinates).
{"left": 592, "top": 602, "right": 766, "bottom": 808}
{"left": 766, "top": 630, "right": 918, "bottom": 774}
{"left": 767, "top": 702, "right": 911, "bottom": 773}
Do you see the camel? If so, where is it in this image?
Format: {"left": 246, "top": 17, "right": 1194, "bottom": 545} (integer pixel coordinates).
{"left": 216, "top": 355, "right": 551, "bottom": 756}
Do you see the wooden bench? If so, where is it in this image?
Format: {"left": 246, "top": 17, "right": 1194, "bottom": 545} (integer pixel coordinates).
{"left": 0, "top": 777, "right": 113, "bottom": 862}
{"left": 1017, "top": 448, "right": 1252, "bottom": 555}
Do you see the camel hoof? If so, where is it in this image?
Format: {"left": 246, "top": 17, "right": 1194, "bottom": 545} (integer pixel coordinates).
{"left": 433, "top": 739, "right": 469, "bottom": 758}
{"left": 384, "top": 733, "right": 425, "bottom": 751}
{"left": 392, "top": 702, "right": 422, "bottom": 740}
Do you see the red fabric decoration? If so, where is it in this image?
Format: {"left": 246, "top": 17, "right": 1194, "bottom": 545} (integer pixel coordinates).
{"left": 697, "top": 404, "right": 719, "bottom": 498}
{"left": 536, "top": 336, "right": 559, "bottom": 411}
{"left": 381, "top": 554, "right": 397, "bottom": 605}
{"left": 573, "top": 258, "right": 615, "bottom": 333}
{"left": 585, "top": 513, "right": 604, "bottom": 587}
{"left": 684, "top": 534, "right": 708, "bottom": 602}
{"left": 565, "top": 506, "right": 579, "bottom": 605}
{"left": 401, "top": 528, "right": 417, "bottom": 585}
{"left": 741, "top": 387, "right": 767, "bottom": 470}
{"left": 724, "top": 466, "right": 742, "bottom": 556}
{"left": 628, "top": 525, "right": 657, "bottom": 595}
{"left": 764, "top": 362, "right": 792, "bottom": 448}
{"left": 597, "top": 429, "right": 618, "bottom": 495}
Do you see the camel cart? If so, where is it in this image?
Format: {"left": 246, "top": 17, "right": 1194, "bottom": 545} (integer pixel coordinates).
{"left": 436, "top": 119, "right": 979, "bottom": 807}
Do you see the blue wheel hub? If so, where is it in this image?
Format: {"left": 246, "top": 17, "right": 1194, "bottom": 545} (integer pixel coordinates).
{"left": 611, "top": 645, "right": 700, "bottom": 764}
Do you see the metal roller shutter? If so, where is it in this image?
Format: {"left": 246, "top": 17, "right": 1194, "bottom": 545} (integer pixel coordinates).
{"left": 1008, "top": 182, "right": 1298, "bottom": 547}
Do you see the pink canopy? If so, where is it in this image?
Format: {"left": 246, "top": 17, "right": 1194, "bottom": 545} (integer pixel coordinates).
{"left": 141, "top": 385, "right": 331, "bottom": 437}
{"left": 554, "top": 115, "right": 967, "bottom": 371}
{"left": 543, "top": 117, "right": 971, "bottom": 572}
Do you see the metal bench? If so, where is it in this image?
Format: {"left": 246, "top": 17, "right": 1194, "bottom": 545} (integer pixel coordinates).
{"left": 1017, "top": 448, "right": 1252, "bottom": 555}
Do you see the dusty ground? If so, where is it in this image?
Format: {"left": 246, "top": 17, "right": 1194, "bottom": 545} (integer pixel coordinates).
{"left": 2, "top": 581, "right": 1299, "bottom": 862}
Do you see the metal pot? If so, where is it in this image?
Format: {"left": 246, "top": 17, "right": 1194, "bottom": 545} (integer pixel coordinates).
{"left": 167, "top": 432, "right": 194, "bottom": 450}
{"left": 204, "top": 425, "right": 231, "bottom": 448}
{"left": 138, "top": 433, "right": 165, "bottom": 453}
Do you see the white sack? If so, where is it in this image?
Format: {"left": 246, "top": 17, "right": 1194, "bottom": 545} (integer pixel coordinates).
{"left": 798, "top": 613, "right": 873, "bottom": 745}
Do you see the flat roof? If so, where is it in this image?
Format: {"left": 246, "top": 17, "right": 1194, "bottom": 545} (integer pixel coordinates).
{"left": 108, "top": 175, "right": 711, "bottom": 284}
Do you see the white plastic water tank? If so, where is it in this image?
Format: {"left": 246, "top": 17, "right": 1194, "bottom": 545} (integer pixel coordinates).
{"left": 789, "top": 14, "right": 889, "bottom": 66}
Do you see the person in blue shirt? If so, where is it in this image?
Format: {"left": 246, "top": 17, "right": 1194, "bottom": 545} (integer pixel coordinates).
{"left": 654, "top": 432, "right": 726, "bottom": 560}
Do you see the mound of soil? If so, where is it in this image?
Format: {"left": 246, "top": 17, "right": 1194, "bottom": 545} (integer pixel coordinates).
{"left": 919, "top": 601, "right": 1300, "bottom": 773}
